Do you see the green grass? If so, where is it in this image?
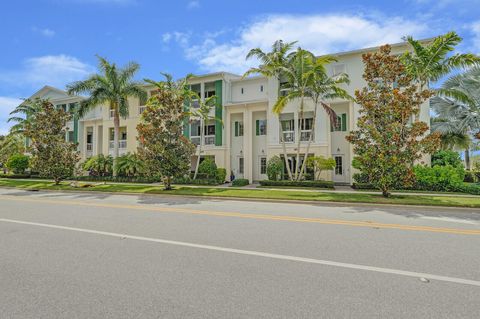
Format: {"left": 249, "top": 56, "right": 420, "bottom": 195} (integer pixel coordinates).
{"left": 0, "top": 178, "right": 479, "bottom": 208}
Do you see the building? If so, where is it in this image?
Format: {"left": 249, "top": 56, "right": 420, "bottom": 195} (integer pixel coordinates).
{"left": 24, "top": 41, "right": 430, "bottom": 184}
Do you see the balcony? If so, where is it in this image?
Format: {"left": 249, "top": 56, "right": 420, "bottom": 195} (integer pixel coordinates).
{"left": 204, "top": 135, "right": 215, "bottom": 145}
{"left": 281, "top": 131, "right": 295, "bottom": 143}
{"left": 109, "top": 140, "right": 127, "bottom": 149}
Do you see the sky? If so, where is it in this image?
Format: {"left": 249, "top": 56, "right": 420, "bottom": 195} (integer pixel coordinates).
{"left": 0, "top": 0, "right": 479, "bottom": 134}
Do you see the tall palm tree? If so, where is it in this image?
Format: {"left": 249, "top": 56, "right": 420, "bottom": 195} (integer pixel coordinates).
{"left": 402, "top": 31, "right": 480, "bottom": 90}
{"left": 431, "top": 67, "right": 480, "bottom": 170}
{"left": 67, "top": 56, "right": 146, "bottom": 176}
{"left": 244, "top": 40, "right": 297, "bottom": 179}
{"left": 8, "top": 98, "right": 43, "bottom": 135}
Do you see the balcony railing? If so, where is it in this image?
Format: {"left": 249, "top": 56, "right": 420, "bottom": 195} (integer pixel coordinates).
{"left": 86, "top": 143, "right": 93, "bottom": 151}
{"left": 204, "top": 135, "right": 215, "bottom": 145}
{"left": 300, "top": 130, "right": 313, "bottom": 141}
{"left": 191, "top": 136, "right": 200, "bottom": 146}
{"left": 281, "top": 131, "right": 295, "bottom": 143}
{"left": 109, "top": 140, "right": 127, "bottom": 149}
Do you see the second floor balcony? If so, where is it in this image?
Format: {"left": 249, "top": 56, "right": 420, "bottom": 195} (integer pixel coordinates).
{"left": 109, "top": 140, "right": 127, "bottom": 149}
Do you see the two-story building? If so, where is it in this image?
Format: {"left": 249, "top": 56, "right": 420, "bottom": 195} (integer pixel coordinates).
{"left": 23, "top": 41, "right": 431, "bottom": 184}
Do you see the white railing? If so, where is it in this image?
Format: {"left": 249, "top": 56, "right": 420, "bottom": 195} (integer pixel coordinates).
{"left": 86, "top": 143, "right": 93, "bottom": 151}
{"left": 138, "top": 106, "right": 146, "bottom": 115}
{"left": 204, "top": 135, "right": 215, "bottom": 145}
{"left": 279, "top": 88, "right": 291, "bottom": 97}
{"left": 281, "top": 131, "right": 295, "bottom": 143}
{"left": 191, "top": 136, "right": 200, "bottom": 146}
{"left": 109, "top": 140, "right": 127, "bottom": 149}
{"left": 300, "top": 130, "right": 313, "bottom": 141}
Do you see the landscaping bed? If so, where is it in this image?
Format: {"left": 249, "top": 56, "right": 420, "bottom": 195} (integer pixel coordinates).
{"left": 259, "top": 180, "right": 334, "bottom": 189}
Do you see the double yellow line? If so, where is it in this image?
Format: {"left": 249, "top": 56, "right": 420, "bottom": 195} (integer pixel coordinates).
{"left": 1, "top": 195, "right": 479, "bottom": 236}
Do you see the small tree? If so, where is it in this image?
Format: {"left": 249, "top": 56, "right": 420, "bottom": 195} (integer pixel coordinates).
{"left": 82, "top": 154, "right": 113, "bottom": 176}
{"left": 137, "top": 75, "right": 195, "bottom": 190}
{"left": 306, "top": 156, "right": 335, "bottom": 180}
{"left": 266, "top": 155, "right": 283, "bottom": 181}
{"left": 24, "top": 99, "right": 79, "bottom": 184}
{"left": 346, "top": 45, "right": 439, "bottom": 197}
{"left": 197, "top": 158, "right": 218, "bottom": 180}
{"left": 6, "top": 154, "right": 29, "bottom": 174}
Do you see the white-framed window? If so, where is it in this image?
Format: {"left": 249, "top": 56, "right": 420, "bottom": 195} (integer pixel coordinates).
{"left": 234, "top": 121, "right": 244, "bottom": 137}
{"left": 334, "top": 156, "right": 343, "bottom": 175}
{"left": 260, "top": 157, "right": 267, "bottom": 175}
{"left": 299, "top": 117, "right": 314, "bottom": 141}
{"left": 332, "top": 113, "right": 347, "bottom": 132}
{"left": 332, "top": 64, "right": 346, "bottom": 77}
{"left": 204, "top": 123, "right": 216, "bottom": 145}
{"left": 256, "top": 119, "right": 267, "bottom": 136}
{"left": 280, "top": 118, "right": 295, "bottom": 142}
{"left": 241, "top": 88, "right": 244, "bottom": 94}
{"left": 260, "top": 85, "right": 264, "bottom": 92}
{"left": 190, "top": 120, "right": 201, "bottom": 145}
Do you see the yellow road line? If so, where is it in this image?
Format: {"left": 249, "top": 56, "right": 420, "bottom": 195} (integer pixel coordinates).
{"left": 1, "top": 195, "right": 479, "bottom": 236}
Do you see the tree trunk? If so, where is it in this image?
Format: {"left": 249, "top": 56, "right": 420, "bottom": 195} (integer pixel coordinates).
{"left": 113, "top": 109, "right": 120, "bottom": 177}
{"left": 381, "top": 189, "right": 390, "bottom": 198}
{"left": 465, "top": 149, "right": 471, "bottom": 170}
{"left": 193, "top": 118, "right": 203, "bottom": 180}
{"left": 164, "top": 176, "right": 172, "bottom": 190}
{"left": 280, "top": 126, "right": 293, "bottom": 180}
{"left": 298, "top": 103, "right": 318, "bottom": 180}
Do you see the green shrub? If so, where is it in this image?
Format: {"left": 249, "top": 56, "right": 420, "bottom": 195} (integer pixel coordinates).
{"left": 82, "top": 154, "right": 113, "bottom": 176}
{"left": 198, "top": 158, "right": 218, "bottom": 180}
{"left": 259, "top": 180, "right": 334, "bottom": 189}
{"left": 6, "top": 154, "right": 29, "bottom": 174}
{"left": 216, "top": 168, "right": 227, "bottom": 183}
{"left": 413, "top": 165, "right": 465, "bottom": 192}
{"left": 352, "top": 183, "right": 375, "bottom": 190}
{"left": 73, "top": 175, "right": 160, "bottom": 183}
{"left": 266, "top": 155, "right": 283, "bottom": 181}
{"left": 431, "top": 150, "right": 463, "bottom": 168}
{"left": 0, "top": 173, "right": 32, "bottom": 179}
{"left": 173, "top": 176, "right": 220, "bottom": 185}
{"left": 352, "top": 172, "right": 370, "bottom": 184}
{"left": 454, "top": 183, "right": 480, "bottom": 195}
{"left": 232, "top": 178, "right": 249, "bottom": 187}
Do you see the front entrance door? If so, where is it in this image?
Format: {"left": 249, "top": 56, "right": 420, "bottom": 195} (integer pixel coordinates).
{"left": 333, "top": 155, "right": 346, "bottom": 183}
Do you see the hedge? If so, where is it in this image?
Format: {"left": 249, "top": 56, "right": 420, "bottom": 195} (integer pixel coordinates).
{"left": 353, "top": 182, "right": 480, "bottom": 195}
{"left": 173, "top": 176, "right": 220, "bottom": 185}
{"left": 72, "top": 175, "right": 160, "bottom": 183}
{"left": 232, "top": 179, "right": 249, "bottom": 187}
{"left": 259, "top": 180, "right": 334, "bottom": 189}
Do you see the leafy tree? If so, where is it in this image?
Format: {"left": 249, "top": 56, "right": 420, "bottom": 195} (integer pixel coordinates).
{"left": 266, "top": 155, "right": 283, "bottom": 181}
{"left": 116, "top": 153, "right": 144, "bottom": 177}
{"left": 82, "top": 154, "right": 113, "bottom": 176}
{"left": 24, "top": 99, "right": 79, "bottom": 184}
{"left": 244, "top": 40, "right": 297, "bottom": 179}
{"left": 431, "top": 150, "right": 463, "bottom": 168}
{"left": 137, "top": 75, "right": 195, "bottom": 190}
{"left": 402, "top": 31, "right": 480, "bottom": 90}
{"left": 67, "top": 56, "right": 147, "bottom": 176}
{"left": 346, "top": 45, "right": 440, "bottom": 197}
{"left": 306, "top": 156, "right": 336, "bottom": 180}
{"left": 0, "top": 133, "right": 25, "bottom": 166}
{"left": 6, "top": 154, "right": 29, "bottom": 174}
{"left": 197, "top": 157, "right": 218, "bottom": 180}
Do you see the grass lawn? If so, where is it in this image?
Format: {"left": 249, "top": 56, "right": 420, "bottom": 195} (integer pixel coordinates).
{"left": 1, "top": 178, "right": 479, "bottom": 208}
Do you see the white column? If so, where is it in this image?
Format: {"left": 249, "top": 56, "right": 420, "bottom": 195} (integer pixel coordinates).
{"left": 92, "top": 124, "right": 97, "bottom": 156}
{"left": 244, "top": 107, "right": 253, "bottom": 182}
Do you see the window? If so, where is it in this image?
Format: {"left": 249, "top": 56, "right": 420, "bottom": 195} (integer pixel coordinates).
{"left": 56, "top": 104, "right": 67, "bottom": 112}
{"left": 241, "top": 88, "right": 244, "bottom": 94}
{"left": 331, "top": 113, "right": 347, "bottom": 132}
{"left": 204, "top": 90, "right": 215, "bottom": 98}
{"left": 68, "top": 103, "right": 77, "bottom": 114}
{"left": 334, "top": 156, "right": 343, "bottom": 175}
{"left": 234, "top": 121, "right": 244, "bottom": 137}
{"left": 279, "top": 81, "right": 290, "bottom": 97}
{"left": 280, "top": 118, "right": 295, "bottom": 142}
{"left": 260, "top": 157, "right": 267, "bottom": 175}
{"left": 190, "top": 120, "right": 201, "bottom": 145}
{"left": 67, "top": 131, "right": 75, "bottom": 142}
{"left": 139, "top": 94, "right": 148, "bottom": 106}
{"left": 260, "top": 85, "right": 264, "bottom": 92}
{"left": 256, "top": 119, "right": 267, "bottom": 136}
{"left": 204, "top": 124, "right": 215, "bottom": 136}
{"left": 299, "top": 117, "right": 314, "bottom": 141}
{"left": 239, "top": 157, "right": 244, "bottom": 174}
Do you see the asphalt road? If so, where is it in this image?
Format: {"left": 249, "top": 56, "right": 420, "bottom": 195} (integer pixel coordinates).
{"left": 0, "top": 188, "right": 479, "bottom": 318}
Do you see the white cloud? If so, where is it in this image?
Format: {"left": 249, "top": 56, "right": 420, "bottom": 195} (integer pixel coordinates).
{"left": 162, "top": 31, "right": 191, "bottom": 46}
{"left": 0, "top": 55, "right": 94, "bottom": 89}
{"left": 175, "top": 13, "right": 428, "bottom": 73}
{"left": 0, "top": 97, "right": 23, "bottom": 135}
{"left": 471, "top": 21, "right": 480, "bottom": 53}
{"left": 32, "top": 27, "right": 55, "bottom": 37}
{"left": 187, "top": 0, "right": 199, "bottom": 9}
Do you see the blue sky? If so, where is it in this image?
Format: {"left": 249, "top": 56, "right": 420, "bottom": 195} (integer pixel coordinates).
{"left": 1, "top": 0, "right": 479, "bottom": 134}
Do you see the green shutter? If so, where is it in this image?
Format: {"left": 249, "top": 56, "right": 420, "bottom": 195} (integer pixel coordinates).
{"left": 341, "top": 113, "right": 347, "bottom": 131}
{"left": 183, "top": 99, "right": 190, "bottom": 138}
{"left": 255, "top": 120, "right": 259, "bottom": 136}
{"left": 73, "top": 114, "right": 79, "bottom": 143}
{"left": 214, "top": 80, "right": 222, "bottom": 146}
{"left": 234, "top": 121, "right": 239, "bottom": 137}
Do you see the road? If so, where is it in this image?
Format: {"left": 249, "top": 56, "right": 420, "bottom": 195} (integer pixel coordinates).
{"left": 0, "top": 188, "right": 479, "bottom": 318}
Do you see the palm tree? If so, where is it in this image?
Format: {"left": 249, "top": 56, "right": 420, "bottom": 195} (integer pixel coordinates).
{"left": 67, "top": 56, "right": 146, "bottom": 176}
{"left": 431, "top": 67, "right": 480, "bottom": 169}
{"left": 244, "top": 40, "right": 297, "bottom": 179}
{"left": 402, "top": 31, "right": 480, "bottom": 90}
{"left": 8, "top": 98, "right": 44, "bottom": 135}
{"left": 116, "top": 152, "right": 144, "bottom": 177}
